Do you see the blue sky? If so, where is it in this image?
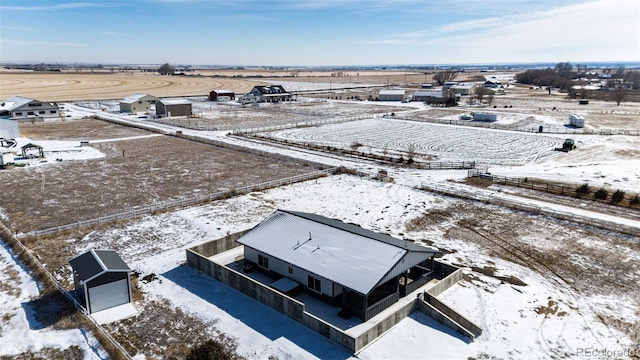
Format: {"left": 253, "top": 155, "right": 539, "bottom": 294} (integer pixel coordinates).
{"left": 1, "top": 0, "right": 638, "bottom": 66}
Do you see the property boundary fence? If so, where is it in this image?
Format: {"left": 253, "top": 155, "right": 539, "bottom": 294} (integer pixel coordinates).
{"left": 468, "top": 172, "right": 640, "bottom": 210}
{"left": 186, "top": 232, "right": 468, "bottom": 354}
{"left": 347, "top": 167, "right": 640, "bottom": 237}
{"left": 394, "top": 115, "right": 640, "bottom": 136}
{"left": 231, "top": 113, "right": 380, "bottom": 135}
{"left": 0, "top": 221, "right": 132, "bottom": 360}
{"left": 236, "top": 133, "right": 477, "bottom": 170}
{"left": 24, "top": 168, "right": 337, "bottom": 237}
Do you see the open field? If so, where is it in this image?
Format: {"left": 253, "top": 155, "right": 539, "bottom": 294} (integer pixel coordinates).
{"left": 1, "top": 74, "right": 640, "bottom": 359}
{"left": 0, "top": 69, "right": 473, "bottom": 102}
{"left": 0, "top": 120, "right": 319, "bottom": 233}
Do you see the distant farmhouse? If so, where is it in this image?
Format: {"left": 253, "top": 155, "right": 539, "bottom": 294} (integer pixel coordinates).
{"left": 449, "top": 83, "right": 477, "bottom": 96}
{"left": 156, "top": 99, "right": 192, "bottom": 117}
{"left": 69, "top": 249, "right": 133, "bottom": 314}
{"left": 0, "top": 96, "right": 59, "bottom": 121}
{"left": 240, "top": 85, "right": 292, "bottom": 104}
{"left": 378, "top": 89, "right": 406, "bottom": 102}
{"left": 119, "top": 93, "right": 158, "bottom": 113}
{"left": 209, "top": 90, "right": 235, "bottom": 102}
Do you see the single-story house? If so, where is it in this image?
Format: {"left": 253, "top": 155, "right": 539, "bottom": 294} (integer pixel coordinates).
{"left": 119, "top": 93, "right": 158, "bottom": 113}
{"left": 247, "top": 85, "right": 292, "bottom": 103}
{"left": 69, "top": 249, "right": 132, "bottom": 314}
{"left": 450, "top": 83, "right": 477, "bottom": 96}
{"left": 0, "top": 118, "right": 19, "bottom": 139}
{"left": 237, "top": 209, "right": 440, "bottom": 321}
{"left": 0, "top": 96, "right": 59, "bottom": 120}
{"left": 209, "top": 90, "right": 235, "bottom": 102}
{"left": 156, "top": 99, "right": 192, "bottom": 117}
{"left": 378, "top": 89, "right": 406, "bottom": 102}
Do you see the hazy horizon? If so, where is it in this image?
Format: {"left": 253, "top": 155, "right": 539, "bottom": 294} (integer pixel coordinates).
{"left": 1, "top": 0, "right": 638, "bottom": 66}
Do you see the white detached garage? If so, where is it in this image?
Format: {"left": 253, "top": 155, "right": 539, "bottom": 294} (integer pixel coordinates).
{"left": 69, "top": 249, "right": 132, "bottom": 314}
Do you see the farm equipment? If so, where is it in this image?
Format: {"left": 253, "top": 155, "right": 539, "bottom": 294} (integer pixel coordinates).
{"left": 555, "top": 138, "right": 576, "bottom": 152}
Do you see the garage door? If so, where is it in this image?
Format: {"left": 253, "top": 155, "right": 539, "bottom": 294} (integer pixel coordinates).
{"left": 88, "top": 279, "right": 129, "bottom": 313}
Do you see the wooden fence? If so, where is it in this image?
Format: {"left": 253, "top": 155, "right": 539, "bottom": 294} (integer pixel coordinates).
{"left": 236, "top": 133, "right": 476, "bottom": 170}
{"left": 468, "top": 172, "right": 640, "bottom": 209}
{"left": 231, "top": 113, "right": 380, "bottom": 135}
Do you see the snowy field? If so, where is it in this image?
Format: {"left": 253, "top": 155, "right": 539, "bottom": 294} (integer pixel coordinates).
{"left": 1, "top": 84, "right": 640, "bottom": 359}
{"left": 60, "top": 174, "right": 639, "bottom": 359}
{"left": 269, "top": 118, "right": 565, "bottom": 165}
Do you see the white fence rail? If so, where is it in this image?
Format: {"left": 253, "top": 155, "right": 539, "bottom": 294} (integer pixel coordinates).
{"left": 231, "top": 114, "right": 380, "bottom": 135}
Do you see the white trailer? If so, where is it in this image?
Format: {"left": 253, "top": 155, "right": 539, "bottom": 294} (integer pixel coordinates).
{"left": 473, "top": 113, "right": 497, "bottom": 121}
{"left": 0, "top": 152, "right": 15, "bottom": 168}
{"left": 569, "top": 114, "right": 585, "bottom": 128}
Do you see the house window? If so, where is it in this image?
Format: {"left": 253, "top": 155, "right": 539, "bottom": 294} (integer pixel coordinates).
{"left": 288, "top": 267, "right": 293, "bottom": 274}
{"left": 258, "top": 254, "right": 269, "bottom": 269}
{"left": 50, "top": 110, "right": 57, "bottom": 114}
{"left": 27, "top": 112, "right": 34, "bottom": 115}
{"left": 307, "top": 275, "right": 321, "bottom": 293}
{"left": 15, "top": 112, "right": 22, "bottom": 116}
{"left": 39, "top": 111, "right": 45, "bottom": 114}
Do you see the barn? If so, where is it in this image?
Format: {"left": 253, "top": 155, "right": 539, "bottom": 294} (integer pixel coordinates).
{"left": 0, "top": 96, "right": 59, "bottom": 120}
{"left": 209, "top": 90, "right": 235, "bottom": 102}
{"left": 378, "top": 89, "right": 406, "bottom": 101}
{"left": 237, "top": 209, "right": 440, "bottom": 321}
{"left": 69, "top": 249, "right": 132, "bottom": 314}
{"left": 156, "top": 99, "right": 192, "bottom": 117}
{"left": 119, "top": 93, "right": 158, "bottom": 113}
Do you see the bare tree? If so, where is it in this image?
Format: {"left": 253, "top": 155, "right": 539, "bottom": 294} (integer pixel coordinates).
{"left": 474, "top": 87, "right": 494, "bottom": 106}
{"left": 432, "top": 70, "right": 458, "bottom": 86}
{"left": 611, "top": 88, "right": 627, "bottom": 105}
{"left": 158, "top": 63, "right": 175, "bottom": 75}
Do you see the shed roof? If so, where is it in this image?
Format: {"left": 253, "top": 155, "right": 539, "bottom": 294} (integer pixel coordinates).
{"left": 121, "top": 93, "right": 158, "bottom": 104}
{"left": 211, "top": 89, "right": 234, "bottom": 94}
{"left": 237, "top": 209, "right": 437, "bottom": 295}
{"left": 0, "top": 96, "right": 56, "bottom": 111}
{"left": 159, "top": 99, "right": 192, "bottom": 106}
{"left": 69, "top": 249, "right": 131, "bottom": 284}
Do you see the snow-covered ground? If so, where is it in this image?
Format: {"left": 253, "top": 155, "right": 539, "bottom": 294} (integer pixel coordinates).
{"left": 1, "top": 93, "right": 639, "bottom": 359}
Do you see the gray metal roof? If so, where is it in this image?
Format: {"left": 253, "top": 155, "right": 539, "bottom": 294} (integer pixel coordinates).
{"left": 121, "top": 93, "right": 157, "bottom": 104}
{"left": 0, "top": 96, "right": 57, "bottom": 111}
{"left": 237, "top": 210, "right": 437, "bottom": 295}
{"left": 69, "top": 249, "right": 131, "bottom": 283}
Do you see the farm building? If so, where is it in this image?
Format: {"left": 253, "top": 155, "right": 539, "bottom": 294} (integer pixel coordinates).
{"left": 247, "top": 85, "right": 292, "bottom": 103}
{"left": 0, "top": 118, "right": 19, "bottom": 139}
{"left": 68, "top": 249, "right": 132, "bottom": 314}
{"left": 237, "top": 209, "right": 440, "bottom": 321}
{"left": 209, "top": 90, "right": 235, "bottom": 102}
{"left": 483, "top": 80, "right": 501, "bottom": 88}
{"left": 156, "top": 99, "right": 192, "bottom": 117}
{"left": 119, "top": 93, "right": 158, "bottom": 113}
{"left": 378, "top": 89, "right": 406, "bottom": 101}
{"left": 450, "top": 83, "right": 477, "bottom": 96}
{"left": 569, "top": 114, "right": 585, "bottom": 128}
{"left": 413, "top": 90, "right": 443, "bottom": 102}
{"left": 472, "top": 113, "right": 497, "bottom": 122}
{"left": 0, "top": 96, "right": 59, "bottom": 120}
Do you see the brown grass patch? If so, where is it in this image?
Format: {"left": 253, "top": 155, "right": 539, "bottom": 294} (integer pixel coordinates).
{"left": 0, "top": 128, "right": 316, "bottom": 232}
